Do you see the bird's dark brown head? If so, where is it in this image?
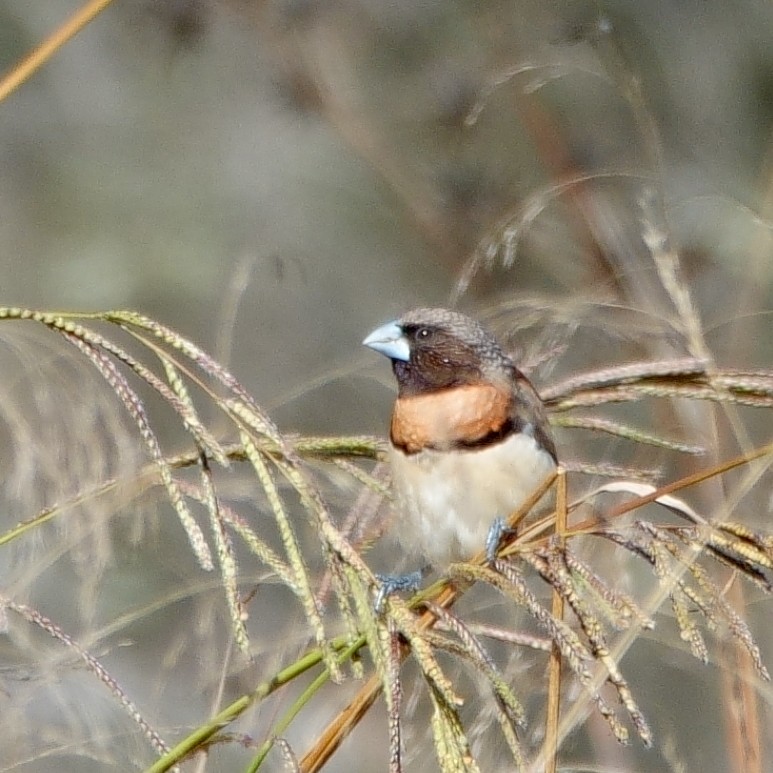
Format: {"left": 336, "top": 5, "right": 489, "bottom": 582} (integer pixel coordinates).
{"left": 363, "top": 308, "right": 514, "bottom": 397}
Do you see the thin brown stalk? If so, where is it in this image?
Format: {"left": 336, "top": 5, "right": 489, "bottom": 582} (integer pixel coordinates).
{"left": 721, "top": 581, "right": 764, "bottom": 773}
{"left": 564, "top": 441, "right": 773, "bottom": 539}
{"left": 541, "top": 470, "right": 567, "bottom": 773}
{"left": 299, "top": 582, "right": 461, "bottom": 772}
{"left": 0, "top": 0, "right": 116, "bottom": 104}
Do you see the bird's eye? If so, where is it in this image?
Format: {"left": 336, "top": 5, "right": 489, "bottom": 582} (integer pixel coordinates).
{"left": 417, "top": 328, "right": 432, "bottom": 339}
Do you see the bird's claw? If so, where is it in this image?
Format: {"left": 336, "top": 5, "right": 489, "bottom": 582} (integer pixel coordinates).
{"left": 485, "top": 516, "right": 514, "bottom": 563}
{"left": 374, "top": 570, "right": 424, "bottom": 613}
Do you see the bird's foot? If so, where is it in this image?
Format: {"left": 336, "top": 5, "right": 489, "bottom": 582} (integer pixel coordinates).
{"left": 485, "top": 516, "right": 515, "bottom": 563}
{"left": 374, "top": 569, "right": 425, "bottom": 613}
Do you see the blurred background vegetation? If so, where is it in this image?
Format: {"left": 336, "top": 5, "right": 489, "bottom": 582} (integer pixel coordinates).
{"left": 0, "top": 1, "right": 771, "bottom": 771}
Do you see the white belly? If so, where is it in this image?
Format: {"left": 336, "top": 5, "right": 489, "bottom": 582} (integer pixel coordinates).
{"left": 388, "top": 433, "right": 556, "bottom": 566}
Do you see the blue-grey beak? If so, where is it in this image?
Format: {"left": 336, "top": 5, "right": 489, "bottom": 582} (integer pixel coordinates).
{"left": 362, "top": 320, "right": 410, "bottom": 362}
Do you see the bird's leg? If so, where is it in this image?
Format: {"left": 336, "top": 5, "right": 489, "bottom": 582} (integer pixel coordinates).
{"left": 374, "top": 566, "right": 430, "bottom": 612}
{"left": 485, "top": 516, "right": 516, "bottom": 563}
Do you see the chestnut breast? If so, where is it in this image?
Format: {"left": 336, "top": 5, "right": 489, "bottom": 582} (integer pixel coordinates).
{"left": 390, "top": 383, "right": 512, "bottom": 454}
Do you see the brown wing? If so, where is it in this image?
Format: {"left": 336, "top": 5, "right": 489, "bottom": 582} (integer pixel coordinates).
{"left": 510, "top": 370, "right": 557, "bottom": 462}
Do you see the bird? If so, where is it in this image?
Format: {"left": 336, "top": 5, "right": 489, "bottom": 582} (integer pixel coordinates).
{"left": 363, "top": 308, "right": 557, "bottom": 590}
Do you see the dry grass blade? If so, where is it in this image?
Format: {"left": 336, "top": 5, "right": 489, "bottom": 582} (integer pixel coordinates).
{"left": 428, "top": 681, "right": 480, "bottom": 773}
{"left": 199, "top": 453, "right": 249, "bottom": 654}
{"left": 158, "top": 354, "right": 229, "bottom": 466}
{"left": 3, "top": 597, "right": 172, "bottom": 761}
{"left": 563, "top": 546, "right": 654, "bottom": 630}
{"left": 239, "top": 430, "right": 338, "bottom": 677}
{"left": 542, "top": 358, "right": 711, "bottom": 400}
{"left": 0, "top": 0, "right": 116, "bottom": 104}
{"left": 51, "top": 313, "right": 227, "bottom": 461}
{"left": 60, "top": 329, "right": 214, "bottom": 570}
{"left": 106, "top": 312, "right": 270, "bottom": 411}
{"left": 543, "top": 361, "right": 773, "bottom": 413}
{"left": 553, "top": 415, "right": 705, "bottom": 454}
{"left": 388, "top": 599, "right": 463, "bottom": 711}
{"left": 532, "top": 547, "right": 652, "bottom": 746}
{"left": 299, "top": 437, "right": 771, "bottom": 770}
{"left": 566, "top": 441, "right": 773, "bottom": 535}
{"left": 1, "top": 305, "right": 769, "bottom": 772}
{"left": 483, "top": 559, "right": 630, "bottom": 748}
{"left": 685, "top": 523, "right": 773, "bottom": 591}
{"left": 175, "top": 479, "right": 295, "bottom": 587}
{"left": 640, "top": 522, "right": 770, "bottom": 680}
{"left": 386, "top": 617, "right": 403, "bottom": 773}
{"left": 423, "top": 601, "right": 526, "bottom": 768}
{"left": 346, "top": 563, "right": 387, "bottom": 687}
{"left": 454, "top": 563, "right": 590, "bottom": 686}
{"left": 424, "top": 601, "right": 525, "bottom": 727}
{"left": 561, "top": 460, "right": 662, "bottom": 483}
